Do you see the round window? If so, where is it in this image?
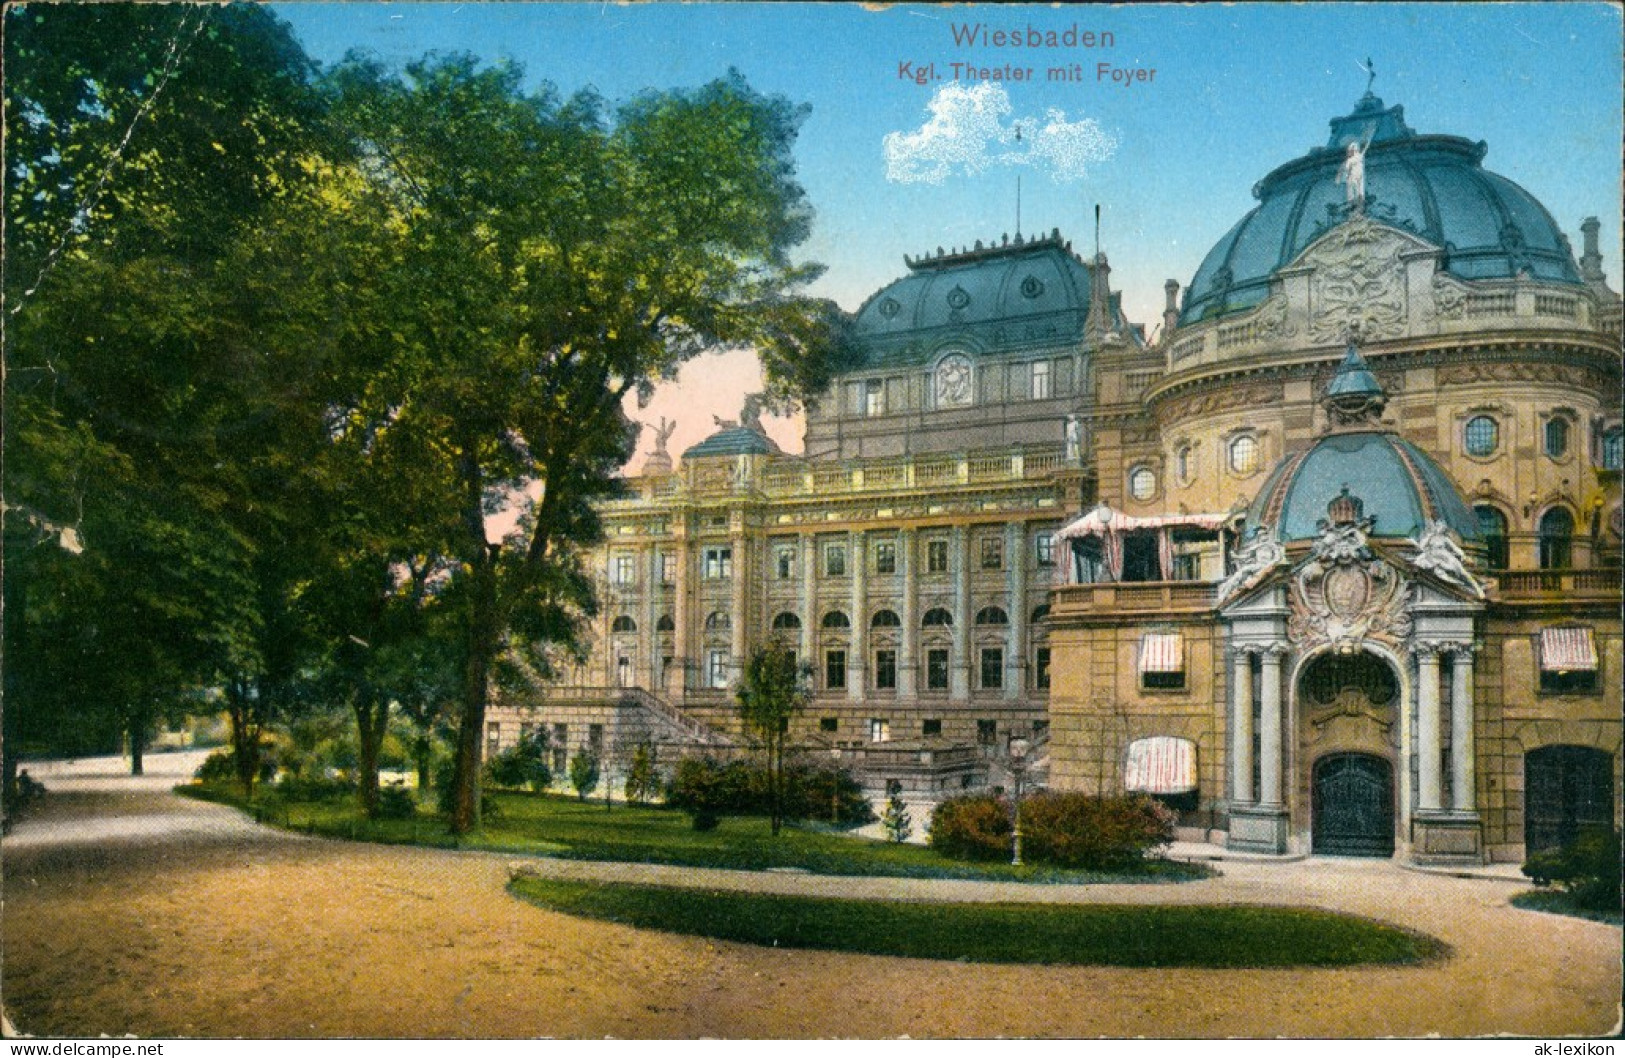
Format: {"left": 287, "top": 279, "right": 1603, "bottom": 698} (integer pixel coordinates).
{"left": 1229, "top": 435, "right": 1259, "bottom": 475}
{"left": 1464, "top": 415, "right": 1499, "bottom": 457}
{"left": 1129, "top": 466, "right": 1157, "bottom": 501}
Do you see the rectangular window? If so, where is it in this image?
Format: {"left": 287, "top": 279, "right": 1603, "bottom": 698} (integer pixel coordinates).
{"left": 1139, "top": 633, "right": 1186, "bottom": 690}
{"left": 927, "top": 539, "right": 949, "bottom": 573}
{"left": 588, "top": 724, "right": 604, "bottom": 752}
{"left": 1539, "top": 627, "right": 1600, "bottom": 694}
{"left": 875, "top": 649, "right": 897, "bottom": 690}
{"left": 864, "top": 379, "right": 885, "bottom": 417}
{"left": 977, "top": 719, "right": 998, "bottom": 745}
{"left": 824, "top": 543, "right": 847, "bottom": 577}
{"left": 869, "top": 718, "right": 891, "bottom": 743}
{"left": 1030, "top": 360, "right": 1051, "bottom": 400}
{"left": 922, "top": 718, "right": 942, "bottom": 737}
{"left": 611, "top": 554, "right": 635, "bottom": 584}
{"left": 776, "top": 546, "right": 795, "bottom": 580}
{"left": 703, "top": 547, "right": 733, "bottom": 580}
{"left": 875, "top": 541, "right": 897, "bottom": 574}
{"left": 980, "top": 647, "right": 1004, "bottom": 689}
{"left": 707, "top": 650, "right": 729, "bottom": 689}
{"left": 658, "top": 552, "right": 676, "bottom": 584}
{"left": 825, "top": 650, "right": 847, "bottom": 690}
{"left": 1035, "top": 646, "right": 1051, "bottom": 690}
{"left": 820, "top": 716, "right": 839, "bottom": 733}
{"left": 926, "top": 648, "right": 950, "bottom": 690}
{"left": 980, "top": 536, "right": 1003, "bottom": 571}
{"left": 1035, "top": 532, "right": 1055, "bottom": 568}
{"left": 486, "top": 722, "right": 502, "bottom": 756}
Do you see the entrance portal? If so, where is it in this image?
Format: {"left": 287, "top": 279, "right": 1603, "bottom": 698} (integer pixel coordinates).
{"left": 1312, "top": 753, "right": 1395, "bottom": 856}
{"left": 1525, "top": 745, "right": 1614, "bottom": 853}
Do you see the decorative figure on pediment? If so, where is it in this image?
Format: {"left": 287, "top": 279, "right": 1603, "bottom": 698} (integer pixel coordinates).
{"left": 1306, "top": 216, "right": 1408, "bottom": 343}
{"left": 1288, "top": 487, "right": 1412, "bottom": 652}
{"left": 1217, "top": 525, "right": 1286, "bottom": 603}
{"left": 1336, "top": 133, "right": 1372, "bottom": 213}
{"left": 1430, "top": 273, "right": 1467, "bottom": 320}
{"left": 1255, "top": 292, "right": 1296, "bottom": 340}
{"left": 1406, "top": 520, "right": 1485, "bottom": 599}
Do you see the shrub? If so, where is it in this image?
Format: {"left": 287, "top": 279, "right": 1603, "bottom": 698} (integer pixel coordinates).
{"left": 275, "top": 773, "right": 356, "bottom": 802}
{"left": 569, "top": 751, "right": 601, "bottom": 800}
{"left": 929, "top": 794, "right": 1013, "bottom": 861}
{"left": 1019, "top": 792, "right": 1174, "bottom": 870}
{"left": 781, "top": 764, "right": 875, "bottom": 825}
{"left": 1523, "top": 828, "right": 1622, "bottom": 913}
{"left": 623, "top": 743, "right": 660, "bottom": 804}
{"left": 667, "top": 758, "right": 872, "bottom": 829}
{"left": 881, "top": 789, "right": 913, "bottom": 844}
{"left": 194, "top": 746, "right": 277, "bottom": 785}
{"left": 375, "top": 783, "right": 418, "bottom": 820}
{"left": 484, "top": 731, "right": 552, "bottom": 792}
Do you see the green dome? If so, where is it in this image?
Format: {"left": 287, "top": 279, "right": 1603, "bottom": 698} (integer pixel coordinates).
{"left": 1245, "top": 430, "right": 1479, "bottom": 544}
{"left": 852, "top": 230, "right": 1124, "bottom": 367}
{"left": 1181, "top": 93, "right": 1583, "bottom": 325}
{"left": 682, "top": 426, "right": 778, "bottom": 459}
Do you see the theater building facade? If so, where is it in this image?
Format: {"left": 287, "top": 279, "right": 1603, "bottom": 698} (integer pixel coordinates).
{"left": 490, "top": 90, "right": 1622, "bottom": 865}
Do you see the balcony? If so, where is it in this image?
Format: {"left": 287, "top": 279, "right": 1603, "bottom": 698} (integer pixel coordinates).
{"left": 1494, "top": 568, "right": 1621, "bottom": 601}
{"left": 757, "top": 443, "right": 1070, "bottom": 500}
{"left": 1052, "top": 580, "right": 1217, "bottom": 617}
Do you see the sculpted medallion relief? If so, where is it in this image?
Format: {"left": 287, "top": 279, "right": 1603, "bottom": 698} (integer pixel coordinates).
{"left": 1303, "top": 217, "right": 1411, "bottom": 343}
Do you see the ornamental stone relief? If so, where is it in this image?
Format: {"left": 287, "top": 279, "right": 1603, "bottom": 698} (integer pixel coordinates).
{"left": 1286, "top": 489, "right": 1413, "bottom": 654}
{"left": 1431, "top": 273, "right": 1468, "bottom": 320}
{"left": 1303, "top": 217, "right": 1410, "bottom": 343}
{"left": 1158, "top": 383, "right": 1283, "bottom": 425}
{"left": 1438, "top": 362, "right": 1597, "bottom": 389}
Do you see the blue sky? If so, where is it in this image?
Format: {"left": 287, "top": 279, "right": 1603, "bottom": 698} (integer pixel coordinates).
{"left": 274, "top": 2, "right": 1624, "bottom": 460}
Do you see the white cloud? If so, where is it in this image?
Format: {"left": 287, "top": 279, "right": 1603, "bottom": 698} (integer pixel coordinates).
{"left": 883, "top": 83, "right": 1117, "bottom": 185}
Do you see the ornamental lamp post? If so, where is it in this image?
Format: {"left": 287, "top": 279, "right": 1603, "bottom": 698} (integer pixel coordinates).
{"left": 1008, "top": 733, "right": 1031, "bottom": 867}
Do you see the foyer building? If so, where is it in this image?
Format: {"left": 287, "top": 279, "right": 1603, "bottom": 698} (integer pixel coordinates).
{"left": 489, "top": 89, "right": 1622, "bottom": 864}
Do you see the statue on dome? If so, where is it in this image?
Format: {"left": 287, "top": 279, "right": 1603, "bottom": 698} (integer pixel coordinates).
{"left": 651, "top": 416, "right": 677, "bottom": 455}
{"left": 1337, "top": 135, "right": 1372, "bottom": 212}
{"left": 713, "top": 392, "right": 766, "bottom": 433}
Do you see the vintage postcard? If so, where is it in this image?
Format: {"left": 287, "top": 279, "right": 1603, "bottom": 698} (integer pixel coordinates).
{"left": 3, "top": 1, "right": 1620, "bottom": 1045}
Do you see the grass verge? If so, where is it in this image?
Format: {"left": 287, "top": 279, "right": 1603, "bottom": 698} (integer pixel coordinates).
{"left": 178, "top": 782, "right": 1207, "bottom": 884}
{"left": 509, "top": 876, "right": 1443, "bottom": 967}
{"left": 1509, "top": 889, "right": 1624, "bottom": 926}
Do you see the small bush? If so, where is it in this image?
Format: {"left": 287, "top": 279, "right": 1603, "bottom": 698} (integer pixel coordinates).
{"left": 569, "top": 751, "right": 601, "bottom": 800}
{"left": 275, "top": 773, "right": 356, "bottom": 802}
{"left": 1019, "top": 792, "right": 1175, "bottom": 870}
{"left": 375, "top": 783, "right": 418, "bottom": 820}
{"left": 666, "top": 758, "right": 872, "bottom": 829}
{"left": 1523, "top": 828, "right": 1622, "bottom": 913}
{"left": 194, "top": 746, "right": 277, "bottom": 785}
{"left": 881, "top": 791, "right": 913, "bottom": 844}
{"left": 623, "top": 743, "right": 661, "bottom": 804}
{"left": 484, "top": 731, "right": 551, "bottom": 792}
{"left": 929, "top": 794, "right": 1013, "bottom": 861}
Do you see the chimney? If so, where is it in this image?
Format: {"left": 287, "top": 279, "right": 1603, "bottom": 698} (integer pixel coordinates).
{"left": 1579, "top": 216, "right": 1605, "bottom": 282}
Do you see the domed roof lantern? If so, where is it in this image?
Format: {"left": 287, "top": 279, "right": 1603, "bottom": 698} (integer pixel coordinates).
{"left": 1324, "top": 334, "right": 1387, "bottom": 426}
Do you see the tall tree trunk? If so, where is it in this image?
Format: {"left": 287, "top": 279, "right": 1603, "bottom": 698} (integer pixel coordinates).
{"left": 227, "top": 681, "right": 262, "bottom": 800}
{"left": 354, "top": 690, "right": 389, "bottom": 818}
{"left": 127, "top": 710, "right": 146, "bottom": 776}
{"left": 450, "top": 542, "right": 500, "bottom": 835}
{"left": 414, "top": 735, "right": 432, "bottom": 793}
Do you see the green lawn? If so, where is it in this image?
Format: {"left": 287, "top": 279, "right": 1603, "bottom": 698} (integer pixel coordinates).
{"left": 509, "top": 876, "right": 1443, "bottom": 967}
{"left": 180, "top": 782, "right": 1206, "bottom": 884}
{"left": 1509, "top": 889, "right": 1624, "bottom": 926}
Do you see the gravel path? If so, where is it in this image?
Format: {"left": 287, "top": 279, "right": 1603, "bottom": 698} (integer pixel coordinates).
{"left": 2, "top": 752, "right": 1618, "bottom": 1038}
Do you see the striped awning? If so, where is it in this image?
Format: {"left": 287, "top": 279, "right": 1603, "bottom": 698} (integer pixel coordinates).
{"left": 1139, "top": 633, "right": 1184, "bottom": 674}
{"left": 1541, "top": 627, "right": 1598, "bottom": 672}
{"left": 1124, "top": 736, "right": 1198, "bottom": 794}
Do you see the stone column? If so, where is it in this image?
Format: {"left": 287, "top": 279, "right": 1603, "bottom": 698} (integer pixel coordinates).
{"left": 1004, "top": 521, "right": 1026, "bottom": 700}
{"left": 1259, "top": 646, "right": 1285, "bottom": 806}
{"left": 1230, "top": 646, "right": 1256, "bottom": 805}
{"left": 950, "top": 525, "right": 970, "bottom": 700}
{"left": 673, "top": 530, "right": 693, "bottom": 691}
{"left": 1450, "top": 645, "right": 1476, "bottom": 813}
{"left": 799, "top": 534, "right": 816, "bottom": 672}
{"left": 848, "top": 529, "right": 867, "bottom": 702}
{"left": 1416, "top": 643, "right": 1443, "bottom": 813}
{"left": 641, "top": 544, "right": 659, "bottom": 689}
{"left": 729, "top": 527, "right": 748, "bottom": 684}
{"left": 898, "top": 528, "right": 918, "bottom": 697}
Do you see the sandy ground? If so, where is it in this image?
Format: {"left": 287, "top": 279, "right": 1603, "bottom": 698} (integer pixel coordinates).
{"left": 1, "top": 752, "right": 1619, "bottom": 1039}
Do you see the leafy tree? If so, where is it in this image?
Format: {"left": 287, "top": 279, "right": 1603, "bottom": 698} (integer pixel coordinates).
{"left": 568, "top": 750, "right": 600, "bottom": 801}
{"left": 3, "top": 4, "right": 326, "bottom": 788}
{"left": 736, "top": 644, "right": 808, "bottom": 836}
{"left": 623, "top": 742, "right": 660, "bottom": 804}
{"left": 485, "top": 730, "right": 552, "bottom": 792}
{"left": 312, "top": 57, "right": 854, "bottom": 833}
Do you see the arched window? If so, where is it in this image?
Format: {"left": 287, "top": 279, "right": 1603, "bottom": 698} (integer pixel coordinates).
{"left": 1474, "top": 505, "right": 1509, "bottom": 571}
{"left": 1129, "top": 466, "right": 1157, "bottom": 501}
{"left": 922, "top": 607, "right": 953, "bottom": 627}
{"left": 704, "top": 611, "right": 731, "bottom": 631}
{"left": 610, "top": 616, "right": 637, "bottom": 633}
{"left": 821, "top": 610, "right": 850, "bottom": 629}
{"left": 1464, "top": 415, "right": 1499, "bottom": 457}
{"left": 1030, "top": 605, "right": 1051, "bottom": 624}
{"left": 1539, "top": 507, "right": 1574, "bottom": 570}
{"left": 1603, "top": 426, "right": 1624, "bottom": 471}
{"left": 771, "top": 612, "right": 801, "bottom": 630}
{"left": 656, "top": 614, "right": 675, "bottom": 632}
{"left": 975, "top": 606, "right": 1009, "bottom": 626}
{"left": 1229, "top": 435, "right": 1259, "bottom": 475}
{"left": 871, "top": 609, "right": 901, "bottom": 628}
{"left": 1176, "top": 445, "right": 1193, "bottom": 484}
{"left": 1544, "top": 417, "right": 1570, "bottom": 459}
